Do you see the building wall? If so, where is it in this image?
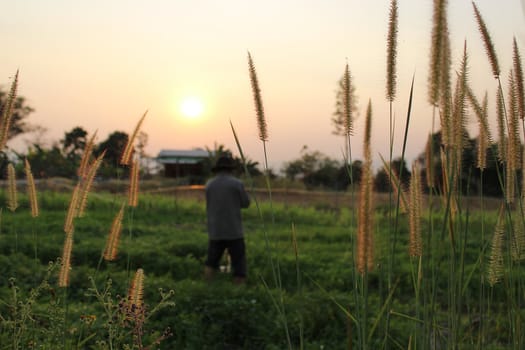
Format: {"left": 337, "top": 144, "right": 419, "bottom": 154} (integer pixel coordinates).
{"left": 164, "top": 162, "right": 204, "bottom": 178}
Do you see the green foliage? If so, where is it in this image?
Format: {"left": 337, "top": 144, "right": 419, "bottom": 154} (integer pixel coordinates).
{"left": 0, "top": 188, "right": 521, "bottom": 349}
{"left": 95, "top": 131, "right": 129, "bottom": 178}
{"left": 281, "top": 145, "right": 351, "bottom": 190}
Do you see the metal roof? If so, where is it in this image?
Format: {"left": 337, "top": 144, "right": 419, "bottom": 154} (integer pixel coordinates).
{"left": 156, "top": 149, "right": 210, "bottom": 164}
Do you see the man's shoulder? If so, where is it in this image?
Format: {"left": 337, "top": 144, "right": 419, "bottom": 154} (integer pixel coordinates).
{"left": 206, "top": 174, "right": 243, "bottom": 187}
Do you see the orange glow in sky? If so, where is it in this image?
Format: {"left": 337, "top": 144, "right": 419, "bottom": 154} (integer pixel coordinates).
{"left": 0, "top": 1, "right": 524, "bottom": 172}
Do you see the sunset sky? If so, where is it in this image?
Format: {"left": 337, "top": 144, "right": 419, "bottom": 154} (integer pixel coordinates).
{"left": 1, "top": 1, "right": 524, "bottom": 172}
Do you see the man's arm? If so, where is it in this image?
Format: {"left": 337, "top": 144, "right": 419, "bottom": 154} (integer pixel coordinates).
{"left": 239, "top": 183, "right": 250, "bottom": 208}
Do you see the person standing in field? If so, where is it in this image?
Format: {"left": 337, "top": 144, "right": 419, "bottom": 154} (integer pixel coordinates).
{"left": 204, "top": 154, "right": 251, "bottom": 284}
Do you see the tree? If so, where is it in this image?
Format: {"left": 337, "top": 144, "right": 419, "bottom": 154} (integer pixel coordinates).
{"left": 0, "top": 85, "right": 36, "bottom": 177}
{"left": 61, "top": 126, "right": 88, "bottom": 161}
{"left": 0, "top": 87, "right": 35, "bottom": 142}
{"left": 96, "top": 131, "right": 129, "bottom": 177}
{"left": 303, "top": 157, "right": 342, "bottom": 190}
{"left": 374, "top": 157, "right": 411, "bottom": 193}
{"left": 342, "top": 160, "right": 363, "bottom": 186}
{"left": 281, "top": 146, "right": 350, "bottom": 190}
{"left": 24, "top": 143, "right": 75, "bottom": 178}
{"left": 417, "top": 131, "right": 503, "bottom": 196}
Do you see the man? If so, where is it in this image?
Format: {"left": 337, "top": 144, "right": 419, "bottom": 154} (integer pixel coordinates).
{"left": 204, "top": 154, "right": 250, "bottom": 284}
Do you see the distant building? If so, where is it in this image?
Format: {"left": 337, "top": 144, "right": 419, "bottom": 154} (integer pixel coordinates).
{"left": 156, "top": 149, "right": 210, "bottom": 179}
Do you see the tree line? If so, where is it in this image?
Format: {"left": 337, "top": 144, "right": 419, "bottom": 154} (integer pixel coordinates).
{"left": 0, "top": 87, "right": 507, "bottom": 197}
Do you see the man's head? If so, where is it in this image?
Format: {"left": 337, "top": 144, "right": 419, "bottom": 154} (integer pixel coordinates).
{"left": 212, "top": 155, "right": 236, "bottom": 173}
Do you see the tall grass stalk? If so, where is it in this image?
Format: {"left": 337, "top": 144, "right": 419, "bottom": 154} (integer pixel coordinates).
{"left": 230, "top": 120, "right": 292, "bottom": 349}
{"left": 354, "top": 99, "right": 374, "bottom": 349}
{"left": 341, "top": 61, "right": 360, "bottom": 348}
{"left": 247, "top": 52, "right": 296, "bottom": 348}
{"left": 426, "top": 0, "right": 450, "bottom": 345}
{"left": 385, "top": 9, "right": 398, "bottom": 342}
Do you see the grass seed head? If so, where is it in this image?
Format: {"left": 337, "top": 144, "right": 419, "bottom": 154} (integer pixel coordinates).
{"left": 58, "top": 231, "right": 74, "bottom": 288}
{"left": 25, "top": 159, "right": 39, "bottom": 217}
{"left": 128, "top": 159, "right": 140, "bottom": 207}
{"left": 409, "top": 162, "right": 423, "bottom": 257}
{"left": 357, "top": 100, "right": 375, "bottom": 274}
{"left": 103, "top": 203, "right": 125, "bottom": 261}
{"left": 428, "top": 0, "right": 448, "bottom": 106}
{"left": 472, "top": 1, "right": 500, "bottom": 78}
{"left": 248, "top": 52, "right": 268, "bottom": 142}
{"left": 7, "top": 163, "right": 18, "bottom": 212}
{"left": 78, "top": 131, "right": 97, "bottom": 178}
{"left": 0, "top": 70, "right": 19, "bottom": 151}
{"left": 343, "top": 64, "right": 354, "bottom": 136}
{"left": 127, "top": 268, "right": 145, "bottom": 316}
{"left": 488, "top": 206, "right": 505, "bottom": 286}
{"left": 496, "top": 88, "right": 506, "bottom": 162}
{"left": 512, "top": 37, "right": 525, "bottom": 119}
{"left": 386, "top": 0, "right": 398, "bottom": 102}
{"left": 120, "top": 111, "right": 147, "bottom": 166}
{"left": 77, "top": 151, "right": 105, "bottom": 218}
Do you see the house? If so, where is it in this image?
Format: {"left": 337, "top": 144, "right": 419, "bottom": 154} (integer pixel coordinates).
{"left": 156, "top": 149, "right": 210, "bottom": 178}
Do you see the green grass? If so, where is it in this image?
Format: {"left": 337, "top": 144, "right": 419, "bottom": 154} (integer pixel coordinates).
{"left": 0, "top": 189, "right": 518, "bottom": 349}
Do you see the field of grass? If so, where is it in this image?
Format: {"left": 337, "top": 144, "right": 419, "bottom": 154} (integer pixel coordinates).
{"left": 0, "top": 185, "right": 519, "bottom": 349}
{"left": 2, "top": 1, "right": 525, "bottom": 348}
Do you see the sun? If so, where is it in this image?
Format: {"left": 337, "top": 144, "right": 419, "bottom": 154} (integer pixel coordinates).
{"left": 180, "top": 97, "right": 204, "bottom": 119}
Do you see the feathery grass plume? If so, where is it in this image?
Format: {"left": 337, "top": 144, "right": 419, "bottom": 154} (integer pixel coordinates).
{"left": 64, "top": 183, "right": 80, "bottom": 234}
{"left": 451, "top": 42, "right": 469, "bottom": 170}
{"left": 425, "top": 133, "right": 435, "bottom": 188}
{"left": 120, "top": 111, "right": 147, "bottom": 166}
{"left": 357, "top": 99, "right": 374, "bottom": 274}
{"left": 77, "top": 151, "right": 105, "bottom": 218}
{"left": 476, "top": 93, "right": 490, "bottom": 170}
{"left": 247, "top": 52, "right": 268, "bottom": 142}
{"left": 496, "top": 87, "right": 507, "bottom": 162}
{"left": 507, "top": 71, "right": 521, "bottom": 170}
{"left": 58, "top": 230, "right": 74, "bottom": 287}
{"left": 24, "top": 159, "right": 39, "bottom": 217}
{"left": 0, "top": 70, "right": 19, "bottom": 151}
{"left": 521, "top": 147, "right": 525, "bottom": 200}
{"left": 487, "top": 206, "right": 505, "bottom": 286}
{"left": 103, "top": 203, "right": 125, "bottom": 261}
{"left": 472, "top": 2, "right": 500, "bottom": 78}
{"left": 127, "top": 268, "right": 145, "bottom": 316}
{"left": 379, "top": 154, "right": 408, "bottom": 213}
{"left": 467, "top": 86, "right": 492, "bottom": 143}
{"left": 440, "top": 148, "right": 457, "bottom": 216}
{"left": 128, "top": 159, "right": 140, "bottom": 207}
{"left": 428, "top": 0, "right": 448, "bottom": 106}
{"left": 78, "top": 130, "right": 97, "bottom": 178}
{"left": 505, "top": 71, "right": 520, "bottom": 204}
{"left": 7, "top": 163, "right": 18, "bottom": 212}
{"left": 386, "top": 0, "right": 398, "bottom": 102}
{"left": 511, "top": 207, "right": 525, "bottom": 261}
{"left": 439, "top": 27, "right": 453, "bottom": 148}
{"left": 513, "top": 37, "right": 525, "bottom": 119}
{"left": 408, "top": 162, "right": 423, "bottom": 257}
{"left": 505, "top": 146, "right": 516, "bottom": 204}
{"left": 343, "top": 63, "right": 354, "bottom": 136}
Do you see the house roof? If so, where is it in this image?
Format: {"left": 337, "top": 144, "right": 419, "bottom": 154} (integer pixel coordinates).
{"left": 156, "top": 149, "right": 210, "bottom": 164}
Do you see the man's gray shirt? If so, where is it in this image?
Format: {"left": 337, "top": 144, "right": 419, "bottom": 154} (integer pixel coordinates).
{"left": 205, "top": 173, "right": 250, "bottom": 240}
